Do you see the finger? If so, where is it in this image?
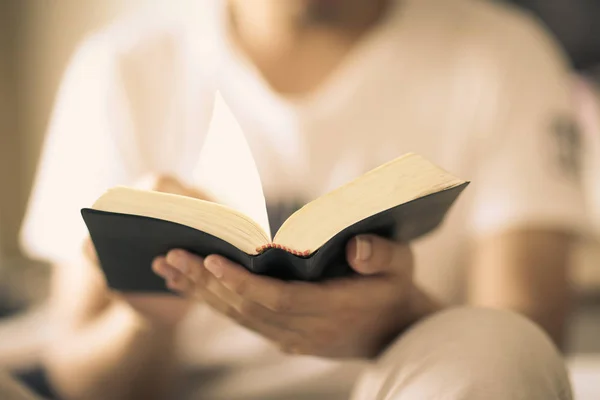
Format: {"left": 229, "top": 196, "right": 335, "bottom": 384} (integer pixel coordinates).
{"left": 204, "top": 255, "right": 327, "bottom": 315}
{"left": 153, "top": 257, "right": 196, "bottom": 296}
{"left": 166, "top": 249, "right": 206, "bottom": 283}
{"left": 152, "top": 256, "right": 174, "bottom": 279}
{"left": 161, "top": 253, "right": 250, "bottom": 313}
{"left": 200, "top": 270, "right": 308, "bottom": 333}
{"left": 346, "top": 235, "right": 412, "bottom": 276}
{"left": 200, "top": 288, "right": 301, "bottom": 346}
{"left": 165, "top": 272, "right": 195, "bottom": 295}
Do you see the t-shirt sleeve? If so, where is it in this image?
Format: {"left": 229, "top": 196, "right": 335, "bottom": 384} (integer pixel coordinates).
{"left": 20, "top": 37, "right": 141, "bottom": 264}
{"left": 466, "top": 14, "right": 588, "bottom": 237}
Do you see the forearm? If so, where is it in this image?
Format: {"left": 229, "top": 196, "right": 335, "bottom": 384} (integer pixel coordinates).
{"left": 468, "top": 284, "right": 570, "bottom": 347}
{"left": 45, "top": 302, "right": 179, "bottom": 400}
{"left": 378, "top": 286, "right": 443, "bottom": 357}
{"left": 513, "top": 300, "right": 570, "bottom": 349}
{"left": 467, "top": 230, "right": 574, "bottom": 348}
{"left": 409, "top": 287, "right": 444, "bottom": 321}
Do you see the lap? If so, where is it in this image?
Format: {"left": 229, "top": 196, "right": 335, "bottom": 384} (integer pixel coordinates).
{"left": 352, "top": 307, "right": 572, "bottom": 400}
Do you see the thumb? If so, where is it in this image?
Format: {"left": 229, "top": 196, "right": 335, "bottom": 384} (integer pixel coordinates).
{"left": 346, "top": 235, "right": 413, "bottom": 276}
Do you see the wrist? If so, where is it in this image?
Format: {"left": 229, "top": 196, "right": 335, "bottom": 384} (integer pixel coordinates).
{"left": 115, "top": 292, "right": 191, "bottom": 331}
{"left": 133, "top": 310, "right": 181, "bottom": 339}
{"left": 110, "top": 297, "right": 181, "bottom": 341}
{"left": 407, "top": 286, "right": 443, "bottom": 325}
{"left": 370, "top": 287, "right": 443, "bottom": 359}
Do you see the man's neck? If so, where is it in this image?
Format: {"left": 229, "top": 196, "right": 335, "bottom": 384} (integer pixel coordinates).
{"left": 226, "top": 0, "right": 391, "bottom": 95}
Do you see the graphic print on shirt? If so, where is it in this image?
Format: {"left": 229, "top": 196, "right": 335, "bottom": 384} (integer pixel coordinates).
{"left": 548, "top": 115, "right": 583, "bottom": 181}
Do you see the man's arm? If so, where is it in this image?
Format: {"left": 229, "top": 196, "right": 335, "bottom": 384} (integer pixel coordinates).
{"left": 19, "top": 32, "right": 197, "bottom": 398}
{"left": 463, "top": 9, "right": 588, "bottom": 348}
{"left": 45, "top": 260, "right": 179, "bottom": 400}
{"left": 42, "top": 176, "right": 210, "bottom": 400}
{"left": 468, "top": 229, "right": 573, "bottom": 347}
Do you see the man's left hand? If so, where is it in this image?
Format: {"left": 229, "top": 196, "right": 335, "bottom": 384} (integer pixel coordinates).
{"left": 154, "top": 235, "right": 440, "bottom": 359}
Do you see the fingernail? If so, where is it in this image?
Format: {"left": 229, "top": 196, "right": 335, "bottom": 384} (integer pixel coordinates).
{"left": 153, "top": 261, "right": 169, "bottom": 278}
{"left": 167, "top": 251, "right": 189, "bottom": 274}
{"left": 356, "top": 236, "right": 372, "bottom": 261}
{"left": 204, "top": 257, "right": 224, "bottom": 278}
{"left": 162, "top": 266, "right": 176, "bottom": 280}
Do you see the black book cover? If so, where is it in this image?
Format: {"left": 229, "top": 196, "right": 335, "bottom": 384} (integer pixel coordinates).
{"left": 82, "top": 183, "right": 468, "bottom": 293}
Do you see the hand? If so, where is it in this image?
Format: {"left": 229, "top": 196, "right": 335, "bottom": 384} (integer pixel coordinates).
{"left": 154, "top": 235, "right": 441, "bottom": 358}
{"left": 85, "top": 175, "right": 210, "bottom": 328}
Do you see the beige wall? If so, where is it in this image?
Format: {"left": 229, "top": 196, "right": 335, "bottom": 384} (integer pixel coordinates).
{"left": 0, "top": 1, "right": 23, "bottom": 257}
{"left": 0, "top": 1, "right": 147, "bottom": 258}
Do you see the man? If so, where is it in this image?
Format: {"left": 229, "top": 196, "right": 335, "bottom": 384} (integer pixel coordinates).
{"left": 19, "top": 0, "right": 585, "bottom": 399}
{"left": 506, "top": 0, "right": 600, "bottom": 71}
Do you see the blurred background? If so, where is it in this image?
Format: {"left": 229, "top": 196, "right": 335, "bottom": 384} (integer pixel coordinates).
{"left": 0, "top": 0, "right": 599, "bottom": 398}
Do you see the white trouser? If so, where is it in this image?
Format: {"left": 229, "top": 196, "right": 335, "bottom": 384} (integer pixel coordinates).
{"left": 352, "top": 307, "right": 572, "bottom": 400}
{"left": 0, "top": 307, "right": 572, "bottom": 400}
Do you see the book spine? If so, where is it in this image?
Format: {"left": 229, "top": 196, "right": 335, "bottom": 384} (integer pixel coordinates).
{"left": 256, "top": 243, "right": 310, "bottom": 257}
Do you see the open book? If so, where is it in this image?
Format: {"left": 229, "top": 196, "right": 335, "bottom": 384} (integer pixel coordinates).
{"left": 82, "top": 95, "right": 469, "bottom": 292}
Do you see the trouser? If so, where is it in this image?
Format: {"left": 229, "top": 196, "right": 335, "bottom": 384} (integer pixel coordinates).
{"left": 1, "top": 307, "right": 572, "bottom": 400}
{"left": 351, "top": 307, "right": 572, "bottom": 400}
{"left": 0, "top": 372, "right": 41, "bottom": 400}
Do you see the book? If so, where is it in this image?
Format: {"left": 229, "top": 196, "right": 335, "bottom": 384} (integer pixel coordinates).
{"left": 81, "top": 94, "right": 469, "bottom": 292}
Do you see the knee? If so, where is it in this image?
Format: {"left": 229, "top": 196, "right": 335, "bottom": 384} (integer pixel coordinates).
{"left": 406, "top": 307, "right": 558, "bottom": 361}
{"left": 354, "top": 307, "right": 572, "bottom": 400}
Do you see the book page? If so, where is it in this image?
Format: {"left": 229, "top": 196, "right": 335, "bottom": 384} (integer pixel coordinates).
{"left": 193, "top": 92, "right": 272, "bottom": 240}
{"left": 274, "top": 153, "right": 465, "bottom": 254}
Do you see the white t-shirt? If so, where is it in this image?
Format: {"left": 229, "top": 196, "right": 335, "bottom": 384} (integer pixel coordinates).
{"left": 20, "top": 0, "right": 588, "bottom": 398}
